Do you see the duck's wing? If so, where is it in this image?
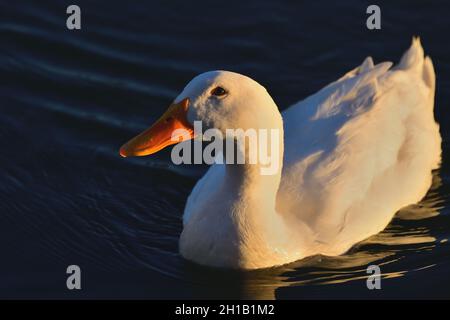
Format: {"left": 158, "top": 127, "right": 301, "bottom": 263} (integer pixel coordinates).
{"left": 277, "top": 38, "right": 441, "bottom": 254}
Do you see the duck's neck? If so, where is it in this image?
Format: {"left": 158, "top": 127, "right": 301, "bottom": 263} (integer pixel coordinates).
{"left": 222, "top": 129, "right": 284, "bottom": 224}
{"left": 224, "top": 161, "right": 282, "bottom": 211}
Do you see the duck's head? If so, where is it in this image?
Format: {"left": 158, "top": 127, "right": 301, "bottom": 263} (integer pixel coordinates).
{"left": 119, "top": 70, "right": 281, "bottom": 157}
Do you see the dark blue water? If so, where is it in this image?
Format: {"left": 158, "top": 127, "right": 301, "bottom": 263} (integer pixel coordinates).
{"left": 1, "top": 0, "right": 449, "bottom": 299}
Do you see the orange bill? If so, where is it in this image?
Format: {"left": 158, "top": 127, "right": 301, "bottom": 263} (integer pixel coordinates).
{"left": 119, "top": 98, "right": 194, "bottom": 157}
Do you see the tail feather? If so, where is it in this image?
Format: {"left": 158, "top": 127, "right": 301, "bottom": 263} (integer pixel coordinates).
{"left": 396, "top": 37, "right": 435, "bottom": 99}
{"left": 423, "top": 56, "right": 436, "bottom": 91}
{"left": 396, "top": 36, "right": 424, "bottom": 71}
{"left": 359, "top": 57, "right": 375, "bottom": 73}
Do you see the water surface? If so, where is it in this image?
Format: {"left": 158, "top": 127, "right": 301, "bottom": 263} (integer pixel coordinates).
{"left": 0, "top": 0, "right": 449, "bottom": 299}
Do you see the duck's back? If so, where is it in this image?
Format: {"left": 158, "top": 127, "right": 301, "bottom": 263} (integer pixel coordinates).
{"left": 278, "top": 38, "right": 441, "bottom": 255}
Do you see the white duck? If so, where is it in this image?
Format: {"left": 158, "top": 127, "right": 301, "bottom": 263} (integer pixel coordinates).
{"left": 120, "top": 38, "right": 441, "bottom": 269}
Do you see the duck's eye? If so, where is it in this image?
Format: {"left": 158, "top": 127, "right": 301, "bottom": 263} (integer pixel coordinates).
{"left": 210, "top": 86, "right": 227, "bottom": 97}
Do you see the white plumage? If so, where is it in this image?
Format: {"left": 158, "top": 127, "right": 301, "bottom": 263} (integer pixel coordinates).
{"left": 176, "top": 38, "right": 441, "bottom": 269}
